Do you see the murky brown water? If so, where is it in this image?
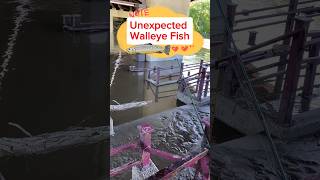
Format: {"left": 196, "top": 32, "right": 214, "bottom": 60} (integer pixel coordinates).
{"left": 110, "top": 47, "right": 210, "bottom": 126}
{"left": 0, "top": 0, "right": 107, "bottom": 137}
{"left": 0, "top": 0, "right": 107, "bottom": 179}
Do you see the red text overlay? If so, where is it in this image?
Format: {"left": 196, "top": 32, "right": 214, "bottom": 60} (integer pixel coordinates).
{"left": 127, "top": 17, "right": 193, "bottom": 45}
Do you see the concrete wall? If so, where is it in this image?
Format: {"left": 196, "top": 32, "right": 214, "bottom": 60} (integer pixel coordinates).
{"left": 110, "top": 9, "right": 129, "bottom": 52}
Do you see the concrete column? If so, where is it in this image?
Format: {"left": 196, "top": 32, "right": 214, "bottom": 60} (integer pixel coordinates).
{"left": 212, "top": 0, "right": 233, "bottom": 145}
{"left": 144, "top": 0, "right": 190, "bottom": 61}
{"left": 110, "top": 9, "right": 130, "bottom": 52}
{"left": 110, "top": 14, "right": 114, "bottom": 51}
{"left": 146, "top": 0, "right": 191, "bottom": 15}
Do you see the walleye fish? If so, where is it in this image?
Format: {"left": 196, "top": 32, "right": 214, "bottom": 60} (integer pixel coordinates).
{"left": 127, "top": 44, "right": 171, "bottom": 55}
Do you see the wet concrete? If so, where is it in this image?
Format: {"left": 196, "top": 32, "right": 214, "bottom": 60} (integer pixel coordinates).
{"left": 110, "top": 105, "right": 210, "bottom": 179}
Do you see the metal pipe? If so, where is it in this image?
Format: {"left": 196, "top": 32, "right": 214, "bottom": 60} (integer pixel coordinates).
{"left": 241, "top": 30, "right": 300, "bottom": 55}
{"left": 148, "top": 148, "right": 182, "bottom": 162}
{"left": 227, "top": 3, "right": 238, "bottom": 47}
{"left": 204, "top": 74, "right": 210, "bottom": 97}
{"left": 236, "top": 11, "right": 294, "bottom": 23}
{"left": 301, "top": 36, "right": 320, "bottom": 112}
{"left": 308, "top": 30, "right": 320, "bottom": 37}
{"left": 233, "top": 20, "right": 287, "bottom": 32}
{"left": 110, "top": 143, "right": 138, "bottom": 156}
{"left": 236, "top": 6, "right": 320, "bottom": 23}
{"left": 235, "top": 0, "right": 320, "bottom": 15}
{"left": 110, "top": 0, "right": 136, "bottom": 7}
{"left": 247, "top": 60, "right": 288, "bottom": 74}
{"left": 250, "top": 70, "right": 287, "bottom": 83}
{"left": 149, "top": 149, "right": 209, "bottom": 179}
{"left": 179, "top": 62, "right": 184, "bottom": 79}
{"left": 274, "top": 0, "right": 299, "bottom": 95}
{"left": 110, "top": 161, "right": 141, "bottom": 177}
{"left": 138, "top": 124, "right": 153, "bottom": 167}
{"left": 196, "top": 60, "right": 204, "bottom": 92}
{"left": 248, "top": 31, "right": 258, "bottom": 46}
{"left": 197, "top": 67, "right": 207, "bottom": 101}
{"left": 302, "top": 56, "right": 320, "bottom": 64}
{"left": 307, "top": 12, "right": 320, "bottom": 18}
{"left": 279, "top": 16, "right": 312, "bottom": 125}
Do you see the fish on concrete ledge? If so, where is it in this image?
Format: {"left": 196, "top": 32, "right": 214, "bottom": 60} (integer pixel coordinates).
{"left": 127, "top": 44, "right": 171, "bottom": 55}
{"left": 110, "top": 100, "right": 152, "bottom": 111}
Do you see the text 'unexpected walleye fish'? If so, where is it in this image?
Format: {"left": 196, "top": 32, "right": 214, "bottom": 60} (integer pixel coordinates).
{"left": 127, "top": 17, "right": 193, "bottom": 45}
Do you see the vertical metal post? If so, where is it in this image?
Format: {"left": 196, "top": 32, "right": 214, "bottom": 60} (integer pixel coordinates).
{"left": 110, "top": 117, "right": 115, "bottom": 136}
{"left": 301, "top": 36, "right": 320, "bottom": 112}
{"left": 72, "top": 14, "right": 81, "bottom": 27}
{"left": 199, "top": 156, "right": 210, "bottom": 180}
{"left": 178, "top": 63, "right": 184, "bottom": 93}
{"left": 169, "top": 65, "right": 173, "bottom": 80}
{"left": 62, "top": 15, "right": 72, "bottom": 27}
{"left": 196, "top": 60, "right": 204, "bottom": 92}
{"left": 180, "top": 62, "right": 184, "bottom": 79}
{"left": 155, "top": 67, "right": 160, "bottom": 102}
{"left": 197, "top": 67, "right": 207, "bottom": 101}
{"left": 204, "top": 74, "right": 210, "bottom": 97}
{"left": 224, "top": 3, "right": 238, "bottom": 97}
{"left": 248, "top": 31, "right": 257, "bottom": 46}
{"left": 146, "top": 69, "right": 151, "bottom": 89}
{"left": 221, "top": 63, "right": 234, "bottom": 96}
{"left": 226, "top": 3, "right": 237, "bottom": 48}
{"left": 138, "top": 124, "right": 153, "bottom": 167}
{"left": 279, "top": 17, "right": 312, "bottom": 125}
{"left": 274, "top": 0, "right": 299, "bottom": 95}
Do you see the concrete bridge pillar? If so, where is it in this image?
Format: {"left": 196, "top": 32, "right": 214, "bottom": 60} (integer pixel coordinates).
{"left": 145, "top": 0, "right": 190, "bottom": 15}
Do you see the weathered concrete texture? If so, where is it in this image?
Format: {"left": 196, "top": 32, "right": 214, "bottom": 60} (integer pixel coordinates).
{"left": 215, "top": 93, "right": 264, "bottom": 135}
{"left": 0, "top": 127, "right": 108, "bottom": 180}
{"left": 177, "top": 91, "right": 210, "bottom": 106}
{"left": 132, "top": 160, "right": 159, "bottom": 180}
{"left": 211, "top": 133, "right": 320, "bottom": 180}
{"left": 216, "top": 92, "right": 320, "bottom": 139}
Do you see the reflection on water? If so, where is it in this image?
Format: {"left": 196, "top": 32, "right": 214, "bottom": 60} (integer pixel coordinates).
{"left": 0, "top": 0, "right": 31, "bottom": 89}
{"left": 110, "top": 53, "right": 178, "bottom": 125}
{"left": 110, "top": 48, "right": 210, "bottom": 125}
{"left": 0, "top": 0, "right": 106, "bottom": 137}
{"left": 0, "top": 1, "right": 107, "bottom": 179}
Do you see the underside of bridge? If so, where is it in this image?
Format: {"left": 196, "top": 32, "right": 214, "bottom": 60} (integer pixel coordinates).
{"left": 211, "top": 0, "right": 320, "bottom": 179}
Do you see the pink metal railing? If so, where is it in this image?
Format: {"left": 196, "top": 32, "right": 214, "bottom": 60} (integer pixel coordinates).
{"left": 110, "top": 121, "right": 210, "bottom": 179}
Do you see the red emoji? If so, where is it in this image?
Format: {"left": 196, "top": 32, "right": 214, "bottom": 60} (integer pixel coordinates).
{"left": 172, "top": 46, "right": 179, "bottom": 52}
{"left": 181, "top": 46, "right": 189, "bottom": 51}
